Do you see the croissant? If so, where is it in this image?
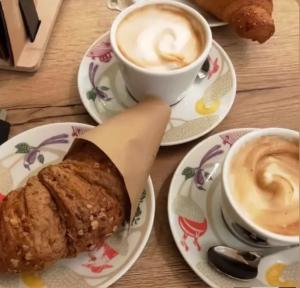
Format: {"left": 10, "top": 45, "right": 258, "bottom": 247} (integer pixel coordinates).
{"left": 0, "top": 142, "right": 129, "bottom": 273}
{"left": 192, "top": 0, "right": 275, "bottom": 43}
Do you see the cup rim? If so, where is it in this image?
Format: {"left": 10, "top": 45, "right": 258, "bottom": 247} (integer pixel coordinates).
{"left": 110, "top": 0, "right": 213, "bottom": 76}
{"left": 222, "top": 128, "right": 299, "bottom": 244}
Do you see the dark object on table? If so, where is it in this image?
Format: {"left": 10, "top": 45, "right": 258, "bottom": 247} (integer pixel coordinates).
{"left": 19, "top": 0, "right": 41, "bottom": 42}
{"left": 0, "top": 5, "right": 10, "bottom": 60}
{"left": 0, "top": 109, "right": 10, "bottom": 144}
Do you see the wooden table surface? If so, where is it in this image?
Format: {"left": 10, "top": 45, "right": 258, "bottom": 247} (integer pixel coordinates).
{"left": 0, "top": 1, "right": 299, "bottom": 287}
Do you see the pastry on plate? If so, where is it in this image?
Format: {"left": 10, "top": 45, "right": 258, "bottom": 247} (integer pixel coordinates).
{"left": 0, "top": 142, "right": 129, "bottom": 273}
{"left": 192, "top": 0, "right": 275, "bottom": 43}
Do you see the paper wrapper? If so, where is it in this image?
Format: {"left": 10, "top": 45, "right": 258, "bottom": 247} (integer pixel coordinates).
{"left": 65, "top": 97, "right": 171, "bottom": 222}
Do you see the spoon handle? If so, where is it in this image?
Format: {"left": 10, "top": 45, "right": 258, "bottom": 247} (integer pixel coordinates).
{"left": 257, "top": 244, "right": 299, "bottom": 257}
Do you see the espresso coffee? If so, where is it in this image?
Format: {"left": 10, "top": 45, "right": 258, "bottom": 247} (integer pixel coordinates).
{"left": 116, "top": 4, "right": 204, "bottom": 71}
{"left": 229, "top": 136, "right": 299, "bottom": 236}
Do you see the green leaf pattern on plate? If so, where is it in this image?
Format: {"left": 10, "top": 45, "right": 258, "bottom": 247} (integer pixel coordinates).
{"left": 182, "top": 167, "right": 196, "bottom": 180}
{"left": 133, "top": 190, "right": 147, "bottom": 225}
{"left": 15, "top": 143, "right": 31, "bottom": 154}
{"left": 87, "top": 90, "right": 97, "bottom": 101}
{"left": 38, "top": 154, "right": 45, "bottom": 164}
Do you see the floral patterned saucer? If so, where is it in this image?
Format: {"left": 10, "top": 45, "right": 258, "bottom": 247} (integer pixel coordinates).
{"left": 0, "top": 123, "right": 155, "bottom": 288}
{"left": 78, "top": 32, "right": 236, "bottom": 146}
{"left": 168, "top": 128, "right": 299, "bottom": 288}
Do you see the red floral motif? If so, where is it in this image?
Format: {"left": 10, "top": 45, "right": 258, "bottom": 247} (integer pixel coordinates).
{"left": 71, "top": 126, "right": 87, "bottom": 138}
{"left": 178, "top": 216, "right": 207, "bottom": 251}
{"left": 83, "top": 263, "right": 112, "bottom": 273}
{"left": 220, "top": 131, "right": 247, "bottom": 147}
{"left": 82, "top": 241, "right": 118, "bottom": 274}
{"left": 87, "top": 41, "right": 113, "bottom": 63}
{"left": 208, "top": 57, "right": 220, "bottom": 79}
{"left": 102, "top": 242, "right": 118, "bottom": 259}
{"left": 0, "top": 193, "right": 5, "bottom": 202}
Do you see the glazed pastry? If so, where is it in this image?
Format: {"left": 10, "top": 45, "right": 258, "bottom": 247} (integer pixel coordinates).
{"left": 0, "top": 143, "right": 129, "bottom": 273}
{"left": 192, "top": 0, "right": 275, "bottom": 43}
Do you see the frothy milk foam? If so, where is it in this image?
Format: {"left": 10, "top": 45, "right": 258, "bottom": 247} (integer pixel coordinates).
{"left": 230, "top": 136, "right": 299, "bottom": 236}
{"left": 116, "top": 4, "right": 204, "bottom": 71}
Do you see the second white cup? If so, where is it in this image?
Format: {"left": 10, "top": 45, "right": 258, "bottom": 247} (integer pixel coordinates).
{"left": 110, "top": 0, "right": 213, "bottom": 105}
{"left": 222, "top": 128, "right": 299, "bottom": 247}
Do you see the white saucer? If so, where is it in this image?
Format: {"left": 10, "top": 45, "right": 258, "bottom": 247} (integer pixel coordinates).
{"left": 0, "top": 123, "right": 155, "bottom": 288}
{"left": 78, "top": 32, "right": 236, "bottom": 146}
{"left": 168, "top": 128, "right": 299, "bottom": 287}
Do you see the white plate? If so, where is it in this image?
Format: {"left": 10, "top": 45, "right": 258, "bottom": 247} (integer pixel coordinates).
{"left": 108, "top": 0, "right": 227, "bottom": 27}
{"left": 0, "top": 123, "right": 155, "bottom": 288}
{"left": 168, "top": 128, "right": 299, "bottom": 288}
{"left": 78, "top": 32, "right": 236, "bottom": 146}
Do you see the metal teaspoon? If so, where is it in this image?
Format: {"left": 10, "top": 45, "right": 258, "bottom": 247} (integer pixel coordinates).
{"left": 207, "top": 245, "right": 298, "bottom": 281}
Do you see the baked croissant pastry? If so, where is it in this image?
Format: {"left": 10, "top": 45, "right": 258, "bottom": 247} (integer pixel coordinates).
{"left": 192, "top": 0, "right": 275, "bottom": 43}
{"left": 0, "top": 143, "right": 129, "bottom": 273}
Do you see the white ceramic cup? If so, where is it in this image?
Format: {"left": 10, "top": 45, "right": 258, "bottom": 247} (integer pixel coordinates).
{"left": 110, "top": 0, "right": 212, "bottom": 105}
{"left": 222, "top": 128, "right": 299, "bottom": 247}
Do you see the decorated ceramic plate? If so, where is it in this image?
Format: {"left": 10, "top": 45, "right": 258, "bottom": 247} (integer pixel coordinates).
{"left": 78, "top": 32, "right": 236, "bottom": 146}
{"left": 0, "top": 123, "right": 155, "bottom": 288}
{"left": 168, "top": 128, "right": 299, "bottom": 288}
{"left": 107, "top": 0, "right": 227, "bottom": 27}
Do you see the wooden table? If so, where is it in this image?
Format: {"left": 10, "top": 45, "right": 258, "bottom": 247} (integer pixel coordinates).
{"left": 0, "top": 1, "right": 299, "bottom": 287}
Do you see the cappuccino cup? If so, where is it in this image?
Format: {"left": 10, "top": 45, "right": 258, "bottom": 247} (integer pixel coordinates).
{"left": 110, "top": 0, "right": 212, "bottom": 105}
{"left": 222, "top": 128, "right": 299, "bottom": 247}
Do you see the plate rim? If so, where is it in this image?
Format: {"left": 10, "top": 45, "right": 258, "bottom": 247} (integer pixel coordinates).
{"left": 107, "top": 0, "right": 228, "bottom": 28}
{"left": 78, "top": 32, "right": 237, "bottom": 147}
{"left": 167, "top": 128, "right": 256, "bottom": 288}
{"left": 0, "top": 122, "right": 156, "bottom": 288}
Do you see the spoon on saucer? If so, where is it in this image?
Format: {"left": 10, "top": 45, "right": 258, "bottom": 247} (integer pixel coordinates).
{"left": 197, "top": 58, "right": 210, "bottom": 80}
{"left": 207, "top": 245, "right": 298, "bottom": 281}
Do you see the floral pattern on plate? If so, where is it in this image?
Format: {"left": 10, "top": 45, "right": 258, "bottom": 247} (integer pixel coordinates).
{"left": 168, "top": 128, "right": 299, "bottom": 288}
{"left": 0, "top": 123, "right": 155, "bottom": 288}
{"left": 78, "top": 32, "right": 236, "bottom": 146}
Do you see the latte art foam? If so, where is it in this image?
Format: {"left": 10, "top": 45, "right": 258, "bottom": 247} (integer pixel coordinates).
{"left": 230, "top": 136, "right": 299, "bottom": 236}
{"left": 116, "top": 5, "right": 204, "bottom": 71}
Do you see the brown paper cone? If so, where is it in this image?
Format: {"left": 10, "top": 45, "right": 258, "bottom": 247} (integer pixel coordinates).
{"left": 66, "top": 97, "right": 171, "bottom": 221}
